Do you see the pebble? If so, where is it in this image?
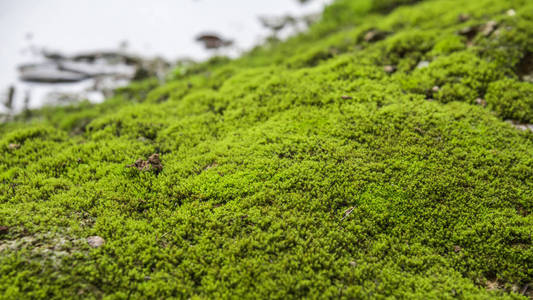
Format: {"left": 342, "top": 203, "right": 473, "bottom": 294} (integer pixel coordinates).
{"left": 363, "top": 29, "right": 387, "bottom": 43}
{"left": 384, "top": 65, "right": 396, "bottom": 74}
{"left": 8, "top": 143, "right": 20, "bottom": 150}
{"left": 475, "top": 98, "right": 487, "bottom": 107}
{"left": 87, "top": 236, "right": 105, "bottom": 248}
{"left": 507, "top": 121, "right": 533, "bottom": 132}
{"left": 481, "top": 21, "right": 498, "bottom": 36}
{"left": 416, "top": 61, "right": 430, "bottom": 69}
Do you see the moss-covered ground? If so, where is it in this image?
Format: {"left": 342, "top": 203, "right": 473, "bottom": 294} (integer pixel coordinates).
{"left": 1, "top": 0, "right": 533, "bottom": 298}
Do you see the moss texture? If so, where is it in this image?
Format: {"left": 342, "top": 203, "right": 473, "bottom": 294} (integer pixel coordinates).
{"left": 1, "top": 0, "right": 533, "bottom": 298}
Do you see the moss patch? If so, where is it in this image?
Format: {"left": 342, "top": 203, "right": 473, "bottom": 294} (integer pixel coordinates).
{"left": 1, "top": 0, "right": 533, "bottom": 298}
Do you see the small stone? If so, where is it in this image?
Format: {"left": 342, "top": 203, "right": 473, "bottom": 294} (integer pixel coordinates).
{"left": 523, "top": 74, "right": 533, "bottom": 83}
{"left": 0, "top": 226, "right": 8, "bottom": 235}
{"left": 453, "top": 245, "right": 462, "bottom": 253}
{"left": 8, "top": 143, "right": 20, "bottom": 150}
{"left": 481, "top": 21, "right": 498, "bottom": 36}
{"left": 506, "top": 9, "right": 516, "bottom": 17}
{"left": 417, "top": 61, "right": 430, "bottom": 69}
{"left": 458, "top": 13, "right": 470, "bottom": 22}
{"left": 341, "top": 95, "right": 353, "bottom": 100}
{"left": 384, "top": 65, "right": 396, "bottom": 74}
{"left": 475, "top": 98, "right": 487, "bottom": 107}
{"left": 87, "top": 236, "right": 105, "bottom": 248}
{"left": 363, "top": 29, "right": 388, "bottom": 43}
{"left": 349, "top": 261, "right": 357, "bottom": 267}
{"left": 507, "top": 121, "right": 533, "bottom": 132}
{"left": 431, "top": 86, "right": 440, "bottom": 93}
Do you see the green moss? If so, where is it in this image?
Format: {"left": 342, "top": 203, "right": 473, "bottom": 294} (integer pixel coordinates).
{"left": 486, "top": 79, "right": 533, "bottom": 123}
{"left": 1, "top": 0, "right": 533, "bottom": 299}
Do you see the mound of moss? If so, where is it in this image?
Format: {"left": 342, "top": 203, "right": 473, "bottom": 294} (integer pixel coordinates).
{"left": 1, "top": 0, "right": 532, "bottom": 298}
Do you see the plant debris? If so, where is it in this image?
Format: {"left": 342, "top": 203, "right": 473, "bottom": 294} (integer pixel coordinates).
{"left": 0, "top": 226, "right": 8, "bottom": 235}
{"left": 127, "top": 153, "right": 163, "bottom": 174}
{"left": 341, "top": 206, "right": 355, "bottom": 221}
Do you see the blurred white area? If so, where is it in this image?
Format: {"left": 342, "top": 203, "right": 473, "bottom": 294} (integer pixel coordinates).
{"left": 0, "top": 0, "right": 332, "bottom": 112}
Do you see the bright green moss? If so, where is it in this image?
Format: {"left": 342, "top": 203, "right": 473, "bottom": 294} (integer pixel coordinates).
{"left": 1, "top": 0, "right": 532, "bottom": 299}
{"left": 486, "top": 79, "right": 533, "bottom": 123}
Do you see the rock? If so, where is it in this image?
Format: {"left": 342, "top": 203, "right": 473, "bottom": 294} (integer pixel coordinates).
{"left": 8, "top": 143, "right": 20, "bottom": 150}
{"left": 4, "top": 86, "right": 15, "bottom": 110}
{"left": 416, "top": 61, "right": 430, "bottom": 69}
{"left": 258, "top": 15, "right": 296, "bottom": 32}
{"left": 87, "top": 236, "right": 105, "bottom": 248}
{"left": 72, "top": 51, "right": 140, "bottom": 65}
{"left": 196, "top": 33, "right": 233, "bottom": 50}
{"left": 481, "top": 21, "right": 498, "bottom": 36}
{"left": 384, "top": 65, "right": 396, "bottom": 74}
{"left": 475, "top": 98, "right": 487, "bottom": 107}
{"left": 507, "top": 121, "right": 533, "bottom": 132}
{"left": 42, "top": 50, "right": 67, "bottom": 61}
{"left": 18, "top": 63, "right": 89, "bottom": 83}
{"left": 58, "top": 61, "right": 136, "bottom": 78}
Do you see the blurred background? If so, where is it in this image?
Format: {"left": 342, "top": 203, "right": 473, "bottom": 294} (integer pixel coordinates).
{"left": 0, "top": 0, "right": 332, "bottom": 114}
